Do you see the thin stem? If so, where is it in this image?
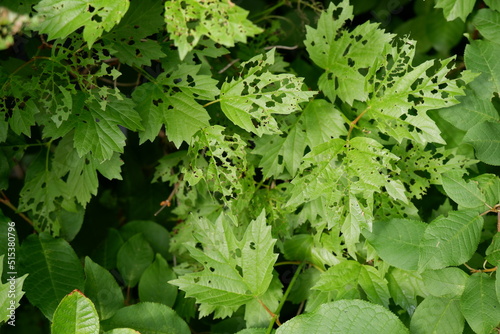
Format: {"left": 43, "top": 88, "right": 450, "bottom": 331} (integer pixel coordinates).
{"left": 0, "top": 191, "right": 34, "bottom": 227}
{"left": 266, "top": 262, "right": 306, "bottom": 333}
{"left": 347, "top": 105, "right": 371, "bottom": 142}
{"left": 203, "top": 99, "right": 221, "bottom": 108}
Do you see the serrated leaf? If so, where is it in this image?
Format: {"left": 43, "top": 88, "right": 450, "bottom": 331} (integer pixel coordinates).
{"left": 364, "top": 218, "right": 426, "bottom": 271}
{"left": 9, "top": 99, "right": 39, "bottom": 137}
{"left": 302, "top": 99, "right": 348, "bottom": 148}
{"left": 19, "top": 233, "right": 85, "bottom": 320}
{"left": 486, "top": 233, "right": 500, "bottom": 266}
{"left": 276, "top": 299, "right": 409, "bottom": 334}
{"left": 72, "top": 92, "right": 143, "bottom": 161}
{"left": 465, "top": 40, "right": 500, "bottom": 94}
{"left": 387, "top": 268, "right": 426, "bottom": 315}
{"left": 138, "top": 254, "right": 177, "bottom": 307}
{"left": 410, "top": 296, "right": 464, "bottom": 334}
{"left": 164, "top": 0, "right": 262, "bottom": 60}
{"left": 51, "top": 289, "right": 99, "bottom": 334}
{"left": 419, "top": 210, "right": 484, "bottom": 271}
{"left": 305, "top": 2, "right": 394, "bottom": 104}
{"left": 461, "top": 273, "right": 500, "bottom": 334}
{"left": 84, "top": 257, "right": 124, "bottom": 320}
{"left": 110, "top": 39, "right": 165, "bottom": 67}
{"left": 170, "top": 211, "right": 278, "bottom": 319}
{"left": 463, "top": 121, "right": 500, "bottom": 166}
{"left": 34, "top": 0, "right": 129, "bottom": 47}
{"left": 435, "top": 0, "right": 475, "bottom": 21}
{"left": 421, "top": 268, "right": 468, "bottom": 298}
{"left": 101, "top": 302, "right": 190, "bottom": 334}
{"left": 244, "top": 273, "right": 283, "bottom": 328}
{"left": 116, "top": 233, "right": 154, "bottom": 288}
{"left": 442, "top": 171, "right": 486, "bottom": 209}
{"left": 473, "top": 9, "right": 500, "bottom": 44}
{"left": 220, "top": 49, "right": 315, "bottom": 136}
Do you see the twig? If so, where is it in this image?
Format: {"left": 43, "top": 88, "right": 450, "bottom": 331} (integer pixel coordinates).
{"left": 218, "top": 58, "right": 240, "bottom": 74}
{"left": 0, "top": 191, "right": 34, "bottom": 226}
{"left": 154, "top": 182, "right": 180, "bottom": 216}
{"left": 264, "top": 45, "right": 298, "bottom": 51}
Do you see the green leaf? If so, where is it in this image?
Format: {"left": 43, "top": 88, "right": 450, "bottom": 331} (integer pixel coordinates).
{"left": 170, "top": 211, "right": 278, "bottom": 319}
{"left": 138, "top": 254, "right": 177, "bottom": 307}
{"left": 410, "top": 296, "right": 464, "bottom": 334}
{"left": 439, "top": 74, "right": 499, "bottom": 131}
{"left": 419, "top": 210, "right": 483, "bottom": 271}
{"left": 244, "top": 273, "right": 283, "bottom": 328}
{"left": 51, "top": 289, "right": 99, "bottom": 334}
{"left": 0, "top": 255, "right": 27, "bottom": 324}
{"left": 486, "top": 233, "right": 500, "bottom": 266}
{"left": 219, "top": 49, "right": 315, "bottom": 136}
{"left": 387, "top": 268, "right": 426, "bottom": 315}
{"left": 34, "top": 0, "right": 129, "bottom": 47}
{"left": 463, "top": 121, "right": 500, "bottom": 166}
{"left": 103, "top": 329, "right": 140, "bottom": 334}
{"left": 421, "top": 268, "right": 468, "bottom": 298}
{"left": 473, "top": 8, "right": 500, "bottom": 43}
{"left": 101, "top": 302, "right": 190, "bottom": 334}
{"left": 84, "top": 257, "right": 124, "bottom": 320}
{"left": 276, "top": 299, "right": 409, "bottom": 334}
{"left": 9, "top": 99, "right": 39, "bottom": 137}
{"left": 465, "top": 40, "right": 500, "bottom": 94}
{"left": 442, "top": 171, "right": 486, "bottom": 209}
{"left": 164, "top": 0, "right": 262, "bottom": 60}
{"left": 116, "top": 233, "right": 154, "bottom": 288}
{"left": 302, "top": 99, "right": 348, "bottom": 148}
{"left": 364, "top": 218, "right": 427, "bottom": 271}
{"left": 91, "top": 228, "right": 124, "bottom": 270}
{"left": 72, "top": 92, "right": 143, "bottom": 161}
{"left": 313, "top": 261, "right": 390, "bottom": 307}
{"left": 119, "top": 220, "right": 171, "bottom": 261}
{"left": 19, "top": 233, "right": 85, "bottom": 320}
{"left": 434, "top": 0, "right": 475, "bottom": 21}
{"left": 485, "top": 0, "right": 500, "bottom": 11}
{"left": 460, "top": 273, "right": 500, "bottom": 334}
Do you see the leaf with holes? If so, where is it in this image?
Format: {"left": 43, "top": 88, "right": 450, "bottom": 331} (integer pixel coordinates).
{"left": 220, "top": 49, "right": 316, "bottom": 136}
{"left": 34, "top": 0, "right": 129, "bottom": 47}
{"left": 169, "top": 211, "right": 277, "bottom": 319}
{"left": 164, "top": 0, "right": 262, "bottom": 60}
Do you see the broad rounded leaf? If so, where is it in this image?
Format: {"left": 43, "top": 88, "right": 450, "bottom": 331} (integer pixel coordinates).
{"left": 463, "top": 121, "right": 500, "bottom": 166}
{"left": 101, "top": 302, "right": 190, "bottom": 334}
{"left": 461, "top": 273, "right": 500, "bottom": 334}
{"left": 410, "top": 296, "right": 464, "bottom": 334}
{"left": 84, "top": 257, "right": 124, "bottom": 320}
{"left": 419, "top": 210, "right": 483, "bottom": 271}
{"left": 276, "top": 299, "right": 408, "bottom": 333}
{"left": 364, "top": 218, "right": 426, "bottom": 270}
{"left": 138, "top": 254, "right": 177, "bottom": 307}
{"left": 120, "top": 220, "right": 171, "bottom": 261}
{"left": 116, "top": 233, "right": 154, "bottom": 287}
{"left": 19, "top": 233, "right": 85, "bottom": 320}
{"left": 51, "top": 289, "right": 99, "bottom": 334}
{"left": 421, "top": 268, "right": 468, "bottom": 298}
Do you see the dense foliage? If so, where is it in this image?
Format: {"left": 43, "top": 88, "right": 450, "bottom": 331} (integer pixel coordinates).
{"left": 1, "top": 0, "right": 500, "bottom": 333}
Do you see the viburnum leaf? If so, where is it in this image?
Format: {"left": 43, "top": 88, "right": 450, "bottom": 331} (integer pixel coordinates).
{"left": 34, "top": 0, "right": 129, "bottom": 47}
{"left": 465, "top": 40, "right": 500, "bottom": 95}
{"left": 164, "top": 0, "right": 262, "bottom": 60}
{"left": 441, "top": 171, "right": 486, "bottom": 209}
{"left": 410, "top": 296, "right": 464, "bottom": 334}
{"left": 463, "top": 121, "right": 500, "bottom": 166}
{"left": 219, "top": 49, "right": 316, "bottom": 136}
{"left": 473, "top": 9, "right": 500, "bottom": 44}
{"left": 169, "top": 211, "right": 278, "bottom": 319}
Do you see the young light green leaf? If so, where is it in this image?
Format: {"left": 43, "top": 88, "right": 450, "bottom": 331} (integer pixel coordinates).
{"left": 244, "top": 274, "right": 282, "bottom": 328}
{"left": 419, "top": 210, "right": 483, "bottom": 271}
{"left": 51, "top": 289, "right": 99, "bottom": 334}
{"left": 410, "top": 296, "right": 464, "bottom": 334}
{"left": 276, "top": 299, "right": 409, "bottom": 334}
{"left": 421, "top": 268, "right": 468, "bottom": 298}
{"left": 19, "top": 233, "right": 85, "bottom": 320}
{"left": 435, "top": 0, "right": 475, "bottom": 21}
{"left": 101, "top": 302, "right": 190, "bottom": 334}
{"left": 461, "top": 273, "right": 500, "bottom": 334}
{"left": 170, "top": 211, "right": 278, "bottom": 319}
{"left": 363, "top": 218, "right": 426, "bottom": 271}
{"left": 116, "top": 233, "right": 154, "bottom": 288}
{"left": 138, "top": 254, "right": 177, "bottom": 307}
{"left": 302, "top": 99, "right": 347, "bottom": 148}
{"left": 463, "top": 121, "right": 500, "bottom": 166}
{"left": 219, "top": 49, "right": 315, "bottom": 136}
{"left": 84, "top": 257, "right": 124, "bottom": 320}
{"left": 164, "top": 0, "right": 262, "bottom": 60}
{"left": 34, "top": 0, "right": 129, "bottom": 48}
